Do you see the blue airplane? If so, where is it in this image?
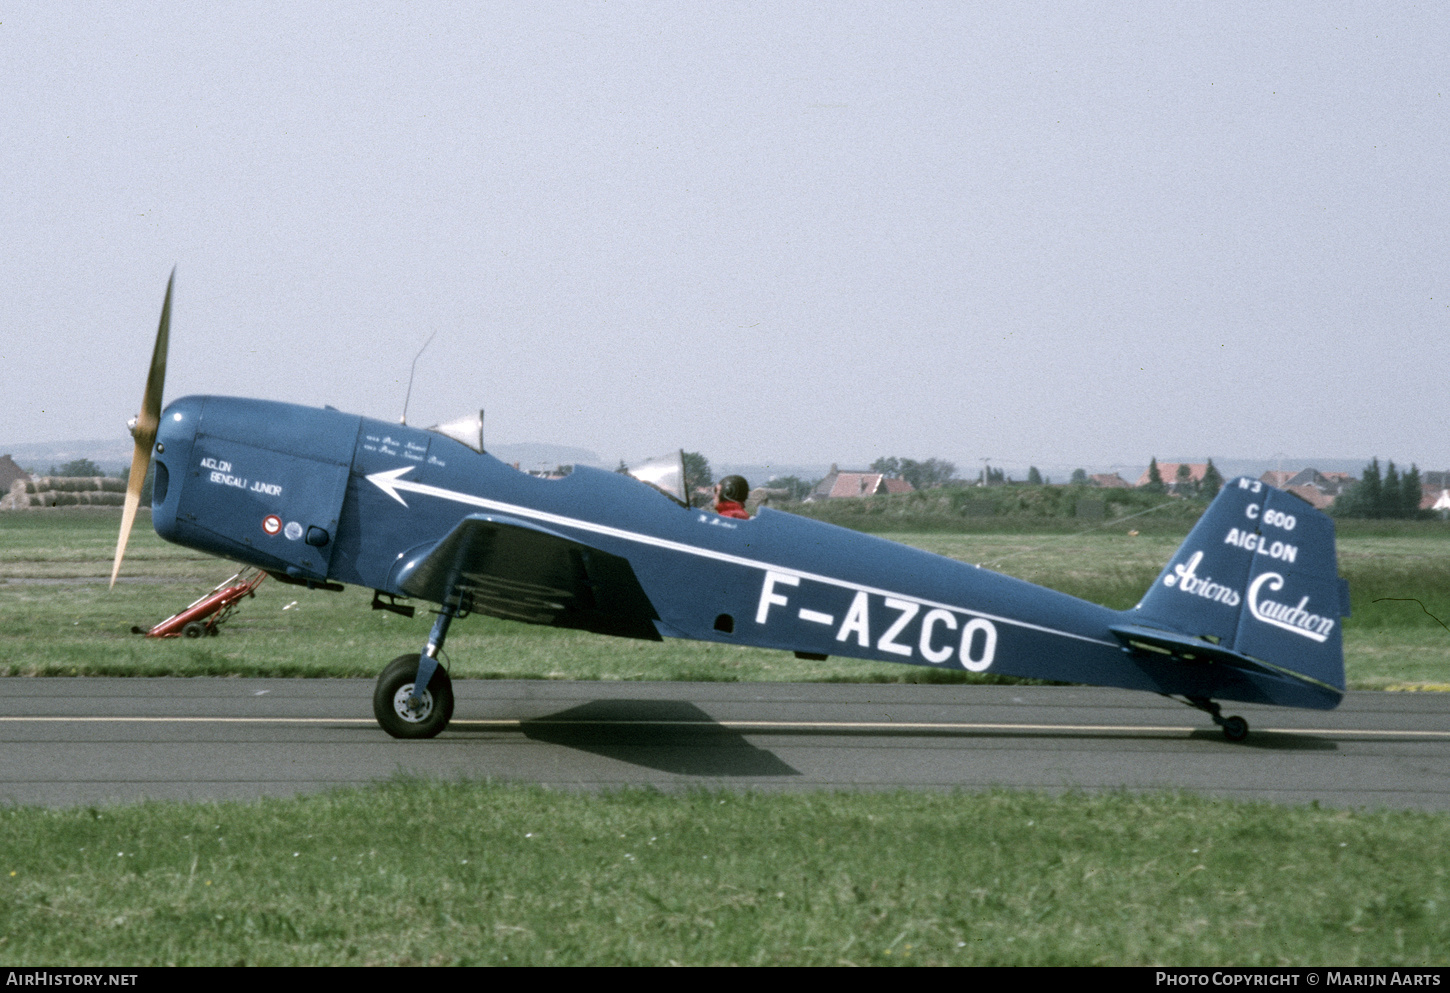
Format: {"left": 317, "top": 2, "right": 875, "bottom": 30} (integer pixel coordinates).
{"left": 112, "top": 275, "right": 1350, "bottom": 741}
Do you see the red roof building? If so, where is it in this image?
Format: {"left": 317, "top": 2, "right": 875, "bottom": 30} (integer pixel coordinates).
{"left": 1261, "top": 469, "right": 1352, "bottom": 507}
{"left": 807, "top": 468, "right": 915, "bottom": 500}
{"left": 1137, "top": 462, "right": 1208, "bottom": 492}
{"left": 1285, "top": 485, "right": 1334, "bottom": 510}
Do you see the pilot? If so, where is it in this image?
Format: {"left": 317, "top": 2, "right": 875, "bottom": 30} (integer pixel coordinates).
{"left": 713, "top": 475, "right": 751, "bottom": 519}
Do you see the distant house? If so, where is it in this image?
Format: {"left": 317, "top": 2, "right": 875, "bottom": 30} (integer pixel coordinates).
{"left": 1285, "top": 485, "right": 1335, "bottom": 511}
{"left": 807, "top": 465, "right": 915, "bottom": 501}
{"left": 1284, "top": 469, "right": 1350, "bottom": 498}
{"left": 1138, "top": 462, "right": 1207, "bottom": 494}
{"left": 1261, "top": 469, "right": 1351, "bottom": 509}
{"left": 1088, "top": 473, "right": 1131, "bottom": 489}
{"left": 0, "top": 455, "right": 30, "bottom": 495}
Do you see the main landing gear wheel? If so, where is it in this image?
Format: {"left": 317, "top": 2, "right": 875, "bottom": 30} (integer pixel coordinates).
{"left": 373, "top": 653, "right": 454, "bottom": 739}
{"left": 1219, "top": 715, "right": 1249, "bottom": 742}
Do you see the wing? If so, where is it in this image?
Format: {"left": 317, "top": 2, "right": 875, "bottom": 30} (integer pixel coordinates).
{"left": 388, "top": 513, "right": 662, "bottom": 640}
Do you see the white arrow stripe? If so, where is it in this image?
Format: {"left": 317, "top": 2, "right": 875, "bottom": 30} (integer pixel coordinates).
{"left": 367, "top": 466, "right": 1116, "bottom": 647}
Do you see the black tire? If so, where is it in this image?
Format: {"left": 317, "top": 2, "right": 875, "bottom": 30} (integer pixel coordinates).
{"left": 373, "top": 653, "right": 454, "bottom": 739}
{"left": 182, "top": 621, "right": 206, "bottom": 639}
{"left": 1220, "top": 715, "right": 1249, "bottom": 742}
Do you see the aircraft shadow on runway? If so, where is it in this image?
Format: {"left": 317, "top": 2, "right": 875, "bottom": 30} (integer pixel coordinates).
{"left": 1186, "top": 729, "right": 1337, "bottom": 751}
{"left": 509, "top": 699, "right": 802, "bottom": 778}
{"left": 448, "top": 697, "right": 1339, "bottom": 774}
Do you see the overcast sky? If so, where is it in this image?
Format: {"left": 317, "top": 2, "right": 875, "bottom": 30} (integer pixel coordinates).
{"left": 2, "top": 2, "right": 1446, "bottom": 475}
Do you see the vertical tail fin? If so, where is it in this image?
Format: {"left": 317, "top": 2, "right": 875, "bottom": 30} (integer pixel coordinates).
{"left": 1132, "top": 477, "right": 1349, "bottom": 692}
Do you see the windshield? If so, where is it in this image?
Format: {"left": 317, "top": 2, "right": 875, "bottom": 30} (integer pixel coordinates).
{"left": 426, "top": 410, "right": 484, "bottom": 453}
{"left": 625, "top": 451, "right": 688, "bottom": 506}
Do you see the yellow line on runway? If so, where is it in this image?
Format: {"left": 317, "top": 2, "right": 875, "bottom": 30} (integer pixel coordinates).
{"left": 0, "top": 716, "right": 375, "bottom": 723}
{"left": 1, "top": 716, "right": 1448, "bottom": 738}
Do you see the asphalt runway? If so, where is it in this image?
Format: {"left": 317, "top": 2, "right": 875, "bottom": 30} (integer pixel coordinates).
{"left": 2, "top": 678, "right": 1447, "bottom": 810}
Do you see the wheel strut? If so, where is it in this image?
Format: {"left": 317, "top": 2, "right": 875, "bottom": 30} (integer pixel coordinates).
{"left": 1182, "top": 696, "right": 1250, "bottom": 742}
{"left": 410, "top": 605, "right": 455, "bottom": 707}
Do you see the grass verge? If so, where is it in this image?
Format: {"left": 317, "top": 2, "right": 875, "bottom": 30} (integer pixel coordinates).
{"left": 1, "top": 780, "right": 1446, "bottom": 966}
{"left": 2, "top": 511, "right": 1447, "bottom": 688}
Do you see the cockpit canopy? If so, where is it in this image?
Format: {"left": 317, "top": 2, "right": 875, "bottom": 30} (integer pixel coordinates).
{"left": 427, "top": 410, "right": 484, "bottom": 454}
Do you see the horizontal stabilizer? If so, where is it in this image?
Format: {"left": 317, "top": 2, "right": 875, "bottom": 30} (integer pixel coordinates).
{"left": 1109, "top": 623, "right": 1279, "bottom": 677}
{"left": 1102, "top": 620, "right": 1299, "bottom": 681}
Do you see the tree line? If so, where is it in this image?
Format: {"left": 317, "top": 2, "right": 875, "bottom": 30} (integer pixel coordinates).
{"left": 869, "top": 457, "right": 958, "bottom": 491}
{"left": 1140, "top": 458, "right": 1224, "bottom": 499}
{"left": 1333, "top": 458, "right": 1426, "bottom": 519}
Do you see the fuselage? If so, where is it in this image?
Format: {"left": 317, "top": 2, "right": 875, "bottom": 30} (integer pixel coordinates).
{"left": 149, "top": 395, "right": 1340, "bottom": 711}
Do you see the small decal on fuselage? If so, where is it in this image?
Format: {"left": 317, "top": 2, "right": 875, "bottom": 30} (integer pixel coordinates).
{"left": 202, "top": 458, "right": 282, "bottom": 497}
{"left": 208, "top": 470, "right": 248, "bottom": 489}
{"left": 284, "top": 521, "right": 304, "bottom": 541}
{"left": 262, "top": 514, "right": 282, "bottom": 536}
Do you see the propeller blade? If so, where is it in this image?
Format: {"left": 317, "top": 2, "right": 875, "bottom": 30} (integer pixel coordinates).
{"left": 111, "top": 439, "right": 151, "bottom": 589}
{"left": 110, "top": 270, "right": 174, "bottom": 589}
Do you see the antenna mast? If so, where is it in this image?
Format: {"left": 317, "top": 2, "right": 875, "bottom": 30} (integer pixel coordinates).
{"left": 400, "top": 332, "right": 438, "bottom": 425}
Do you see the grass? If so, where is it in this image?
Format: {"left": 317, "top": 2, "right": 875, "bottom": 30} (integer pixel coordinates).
{"left": 0, "top": 780, "right": 1445, "bottom": 966}
{"left": 1, "top": 510, "right": 1447, "bottom": 687}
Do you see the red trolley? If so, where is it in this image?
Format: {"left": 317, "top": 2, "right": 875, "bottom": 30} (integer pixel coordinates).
{"left": 134, "top": 567, "right": 267, "bottom": 638}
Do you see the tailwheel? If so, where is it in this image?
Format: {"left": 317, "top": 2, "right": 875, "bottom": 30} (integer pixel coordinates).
{"left": 1179, "top": 696, "right": 1250, "bottom": 744}
{"left": 373, "top": 653, "right": 454, "bottom": 739}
